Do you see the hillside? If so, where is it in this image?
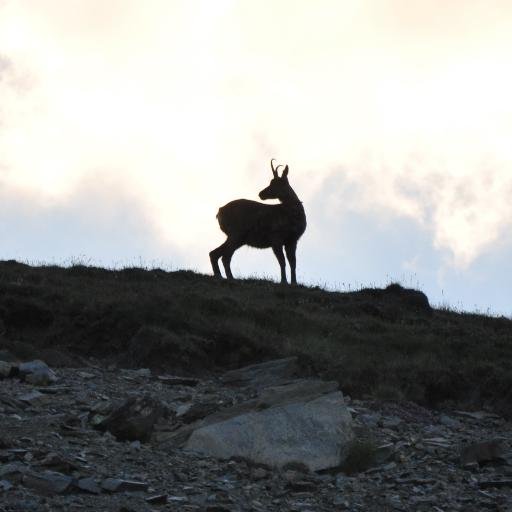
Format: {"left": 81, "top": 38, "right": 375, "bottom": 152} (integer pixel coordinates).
{"left": 1, "top": 260, "right": 511, "bottom": 416}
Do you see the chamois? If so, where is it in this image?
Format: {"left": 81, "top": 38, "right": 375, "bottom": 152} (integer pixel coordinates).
{"left": 209, "top": 159, "right": 306, "bottom": 284}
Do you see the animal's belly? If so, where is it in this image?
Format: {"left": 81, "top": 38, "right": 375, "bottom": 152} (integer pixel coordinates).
{"left": 244, "top": 227, "right": 303, "bottom": 249}
{"left": 245, "top": 235, "right": 272, "bottom": 249}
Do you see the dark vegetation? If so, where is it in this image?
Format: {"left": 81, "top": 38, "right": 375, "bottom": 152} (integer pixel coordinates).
{"left": 1, "top": 260, "right": 511, "bottom": 416}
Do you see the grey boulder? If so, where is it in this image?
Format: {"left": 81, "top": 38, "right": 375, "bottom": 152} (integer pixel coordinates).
{"left": 186, "top": 384, "right": 353, "bottom": 471}
{"left": 19, "top": 360, "right": 58, "bottom": 385}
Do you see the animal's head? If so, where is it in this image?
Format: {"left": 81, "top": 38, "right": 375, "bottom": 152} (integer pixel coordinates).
{"left": 259, "top": 159, "right": 291, "bottom": 201}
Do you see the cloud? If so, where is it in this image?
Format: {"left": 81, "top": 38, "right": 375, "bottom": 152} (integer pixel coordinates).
{"left": 0, "top": 174, "right": 186, "bottom": 268}
{"left": 313, "top": 158, "right": 512, "bottom": 268}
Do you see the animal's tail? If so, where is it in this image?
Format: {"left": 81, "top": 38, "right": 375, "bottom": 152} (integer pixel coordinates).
{"left": 216, "top": 208, "right": 229, "bottom": 235}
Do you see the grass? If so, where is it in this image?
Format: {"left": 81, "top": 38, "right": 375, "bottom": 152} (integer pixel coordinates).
{"left": 0, "top": 260, "right": 511, "bottom": 416}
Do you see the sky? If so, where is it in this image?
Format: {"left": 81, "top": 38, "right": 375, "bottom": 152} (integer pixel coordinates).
{"left": 0, "top": 0, "right": 511, "bottom": 315}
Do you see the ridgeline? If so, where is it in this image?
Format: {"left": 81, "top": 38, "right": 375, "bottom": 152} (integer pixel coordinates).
{"left": 0, "top": 260, "right": 511, "bottom": 416}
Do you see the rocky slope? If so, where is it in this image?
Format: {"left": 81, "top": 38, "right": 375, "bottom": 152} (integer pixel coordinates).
{"left": 1, "top": 356, "right": 511, "bottom": 511}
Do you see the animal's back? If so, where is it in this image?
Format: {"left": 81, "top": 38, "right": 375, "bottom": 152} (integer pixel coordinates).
{"left": 217, "top": 199, "right": 271, "bottom": 235}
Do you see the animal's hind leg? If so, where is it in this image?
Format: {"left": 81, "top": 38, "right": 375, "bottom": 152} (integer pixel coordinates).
{"left": 209, "top": 242, "right": 227, "bottom": 278}
{"left": 272, "top": 245, "right": 287, "bottom": 284}
{"left": 221, "top": 238, "right": 243, "bottom": 280}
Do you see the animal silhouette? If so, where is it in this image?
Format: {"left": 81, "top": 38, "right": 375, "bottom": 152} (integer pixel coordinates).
{"left": 210, "top": 159, "right": 306, "bottom": 284}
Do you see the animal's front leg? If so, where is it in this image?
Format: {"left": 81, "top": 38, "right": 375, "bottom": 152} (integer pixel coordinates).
{"left": 272, "top": 245, "right": 287, "bottom": 284}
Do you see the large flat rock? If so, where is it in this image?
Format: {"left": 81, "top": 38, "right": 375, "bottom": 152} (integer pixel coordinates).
{"left": 185, "top": 390, "right": 353, "bottom": 471}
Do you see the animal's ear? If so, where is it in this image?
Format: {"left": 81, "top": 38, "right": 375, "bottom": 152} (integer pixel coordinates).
{"left": 282, "top": 165, "right": 289, "bottom": 178}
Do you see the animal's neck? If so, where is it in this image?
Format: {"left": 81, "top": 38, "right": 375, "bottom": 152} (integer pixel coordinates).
{"left": 279, "top": 187, "right": 301, "bottom": 206}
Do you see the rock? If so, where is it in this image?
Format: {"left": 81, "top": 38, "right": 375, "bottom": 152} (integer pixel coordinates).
{"left": 18, "top": 360, "right": 57, "bottom": 386}
{"left": 286, "top": 479, "right": 317, "bottom": 492}
{"left": 88, "top": 400, "right": 114, "bottom": 427}
{"left": 77, "top": 371, "right": 96, "bottom": 379}
{"left": 101, "top": 478, "right": 149, "bottom": 492}
{"left": 76, "top": 477, "right": 102, "bottom": 494}
{"left": 382, "top": 283, "right": 431, "bottom": 313}
{"left": 164, "top": 379, "right": 341, "bottom": 447}
{"left": 133, "top": 368, "right": 152, "bottom": 378}
{"left": 22, "top": 470, "right": 74, "bottom": 494}
{"left": 186, "top": 390, "right": 353, "bottom": 471}
{"left": 460, "top": 440, "right": 507, "bottom": 465}
{"left": 18, "top": 360, "right": 50, "bottom": 375}
{"left": 157, "top": 375, "right": 199, "bottom": 386}
{"left": 129, "top": 440, "right": 141, "bottom": 450}
{"left": 258, "top": 379, "right": 339, "bottom": 406}
{"left": 0, "top": 479, "right": 13, "bottom": 492}
{"left": 381, "top": 416, "right": 402, "bottom": 429}
{"left": 0, "top": 462, "right": 29, "bottom": 481}
{"left": 423, "top": 437, "right": 451, "bottom": 448}
{"left": 478, "top": 479, "right": 512, "bottom": 489}
{"left": 0, "top": 361, "right": 15, "bottom": 378}
{"left": 25, "top": 370, "right": 57, "bottom": 386}
{"left": 176, "top": 403, "right": 193, "bottom": 417}
{"left": 95, "top": 395, "right": 168, "bottom": 442}
{"left": 454, "top": 410, "right": 502, "bottom": 421}
{"left": 176, "top": 401, "right": 219, "bottom": 423}
{"left": 439, "top": 414, "right": 461, "bottom": 428}
{"left": 374, "top": 443, "right": 395, "bottom": 464}
{"left": 37, "top": 452, "right": 78, "bottom": 472}
{"left": 221, "top": 357, "right": 299, "bottom": 389}
{"left": 251, "top": 467, "right": 268, "bottom": 480}
{"left": 359, "top": 413, "right": 381, "bottom": 427}
{"left": 146, "top": 494, "right": 169, "bottom": 504}
{"left": 18, "top": 390, "right": 46, "bottom": 405}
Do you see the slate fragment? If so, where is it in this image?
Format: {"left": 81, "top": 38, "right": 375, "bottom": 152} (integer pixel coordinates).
{"left": 101, "top": 477, "right": 149, "bottom": 493}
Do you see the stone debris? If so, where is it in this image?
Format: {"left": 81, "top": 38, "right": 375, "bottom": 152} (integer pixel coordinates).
{"left": 0, "top": 357, "right": 510, "bottom": 511}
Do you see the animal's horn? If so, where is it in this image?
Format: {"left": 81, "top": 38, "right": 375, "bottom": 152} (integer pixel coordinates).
{"left": 270, "top": 158, "right": 278, "bottom": 177}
